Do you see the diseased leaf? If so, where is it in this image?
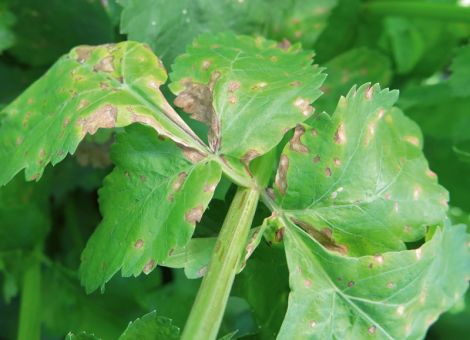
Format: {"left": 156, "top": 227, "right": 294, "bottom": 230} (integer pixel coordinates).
{"left": 119, "top": 311, "right": 179, "bottom": 340}
{"left": 278, "top": 222, "right": 470, "bottom": 339}
{"left": 80, "top": 125, "right": 221, "bottom": 292}
{"left": 274, "top": 84, "right": 448, "bottom": 255}
{"left": 170, "top": 32, "right": 325, "bottom": 162}
{"left": 0, "top": 41, "right": 205, "bottom": 186}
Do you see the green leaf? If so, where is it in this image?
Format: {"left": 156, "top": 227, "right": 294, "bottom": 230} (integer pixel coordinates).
{"left": 278, "top": 222, "right": 470, "bottom": 339}
{"left": 119, "top": 311, "right": 179, "bottom": 340}
{"left": 274, "top": 84, "right": 448, "bottom": 255}
{"left": 170, "top": 32, "right": 325, "bottom": 162}
{"left": 0, "top": 41, "right": 204, "bottom": 187}
{"left": 449, "top": 44, "right": 470, "bottom": 98}
{"left": 80, "top": 125, "right": 221, "bottom": 292}
{"left": 316, "top": 48, "right": 391, "bottom": 113}
{"left": 6, "top": 0, "right": 113, "bottom": 67}
{"left": 0, "top": 6, "right": 15, "bottom": 53}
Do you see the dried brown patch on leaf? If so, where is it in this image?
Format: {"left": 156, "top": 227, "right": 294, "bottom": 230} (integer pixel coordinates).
{"left": 178, "top": 145, "right": 206, "bottom": 164}
{"left": 294, "top": 98, "right": 314, "bottom": 116}
{"left": 143, "top": 259, "right": 156, "bottom": 274}
{"left": 241, "top": 149, "right": 260, "bottom": 169}
{"left": 334, "top": 123, "right": 346, "bottom": 144}
{"left": 79, "top": 104, "right": 117, "bottom": 135}
{"left": 185, "top": 206, "right": 204, "bottom": 225}
{"left": 75, "top": 46, "right": 94, "bottom": 64}
{"left": 94, "top": 56, "right": 115, "bottom": 73}
{"left": 293, "top": 219, "right": 348, "bottom": 255}
{"left": 168, "top": 172, "right": 188, "bottom": 201}
{"left": 277, "top": 39, "right": 291, "bottom": 50}
{"left": 289, "top": 124, "right": 309, "bottom": 153}
{"left": 275, "top": 154, "right": 289, "bottom": 195}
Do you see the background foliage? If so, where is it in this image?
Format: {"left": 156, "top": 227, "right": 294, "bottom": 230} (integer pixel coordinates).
{"left": 0, "top": 0, "right": 469, "bottom": 339}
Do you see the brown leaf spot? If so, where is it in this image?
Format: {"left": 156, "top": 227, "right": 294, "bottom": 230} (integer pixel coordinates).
{"left": 178, "top": 145, "right": 206, "bottom": 164}
{"left": 289, "top": 124, "right": 309, "bottom": 153}
{"left": 79, "top": 104, "right": 117, "bottom": 135}
{"left": 198, "top": 266, "right": 208, "bottom": 276}
{"left": 277, "top": 39, "right": 291, "bottom": 50}
{"left": 143, "top": 259, "right": 156, "bottom": 274}
{"left": 293, "top": 98, "right": 314, "bottom": 116}
{"left": 334, "top": 123, "right": 346, "bottom": 144}
{"left": 333, "top": 158, "right": 341, "bottom": 166}
{"left": 75, "top": 46, "right": 94, "bottom": 63}
{"left": 403, "top": 135, "right": 420, "bottom": 147}
{"left": 365, "top": 86, "right": 373, "bottom": 100}
{"left": 251, "top": 82, "right": 268, "bottom": 91}
{"left": 275, "top": 154, "right": 289, "bottom": 195}
{"left": 174, "top": 81, "right": 214, "bottom": 125}
{"left": 289, "top": 81, "right": 302, "bottom": 87}
{"left": 204, "top": 183, "right": 217, "bottom": 193}
{"left": 172, "top": 172, "right": 187, "bottom": 192}
{"left": 325, "top": 167, "right": 332, "bottom": 177}
{"left": 201, "top": 60, "right": 212, "bottom": 70}
{"left": 134, "top": 239, "right": 144, "bottom": 249}
{"left": 347, "top": 280, "right": 355, "bottom": 287}
{"left": 94, "top": 56, "right": 115, "bottom": 73}
{"left": 293, "top": 219, "right": 348, "bottom": 255}
{"left": 368, "top": 325, "right": 377, "bottom": 334}
{"left": 228, "top": 81, "right": 240, "bottom": 93}
{"left": 311, "top": 128, "right": 318, "bottom": 137}
{"left": 185, "top": 206, "right": 204, "bottom": 225}
{"left": 229, "top": 95, "right": 237, "bottom": 104}
{"left": 241, "top": 149, "right": 260, "bottom": 168}
{"left": 77, "top": 99, "right": 90, "bottom": 111}
{"left": 275, "top": 227, "right": 285, "bottom": 242}
{"left": 313, "top": 155, "right": 321, "bottom": 164}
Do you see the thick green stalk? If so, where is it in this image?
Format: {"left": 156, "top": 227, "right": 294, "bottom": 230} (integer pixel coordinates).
{"left": 181, "top": 186, "right": 260, "bottom": 340}
{"left": 363, "top": 1, "right": 470, "bottom": 22}
{"left": 17, "top": 250, "right": 42, "bottom": 340}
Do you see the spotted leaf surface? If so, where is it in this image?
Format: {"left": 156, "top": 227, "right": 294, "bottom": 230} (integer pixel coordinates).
{"left": 0, "top": 41, "right": 203, "bottom": 187}
{"left": 274, "top": 84, "right": 448, "bottom": 256}
{"left": 170, "top": 32, "right": 325, "bottom": 162}
{"left": 278, "top": 221, "right": 470, "bottom": 339}
{"left": 80, "top": 125, "right": 221, "bottom": 292}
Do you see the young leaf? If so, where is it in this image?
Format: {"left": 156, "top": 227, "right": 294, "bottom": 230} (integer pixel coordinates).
{"left": 80, "top": 125, "right": 221, "bottom": 292}
{"left": 274, "top": 84, "right": 448, "bottom": 255}
{"left": 170, "top": 32, "right": 325, "bottom": 162}
{"left": 0, "top": 41, "right": 204, "bottom": 186}
{"left": 278, "top": 222, "right": 470, "bottom": 339}
{"left": 119, "top": 311, "right": 179, "bottom": 340}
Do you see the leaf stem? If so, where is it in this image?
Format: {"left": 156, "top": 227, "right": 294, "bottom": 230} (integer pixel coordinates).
{"left": 363, "top": 1, "right": 470, "bottom": 22}
{"left": 181, "top": 186, "right": 260, "bottom": 340}
{"left": 17, "top": 248, "right": 42, "bottom": 340}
